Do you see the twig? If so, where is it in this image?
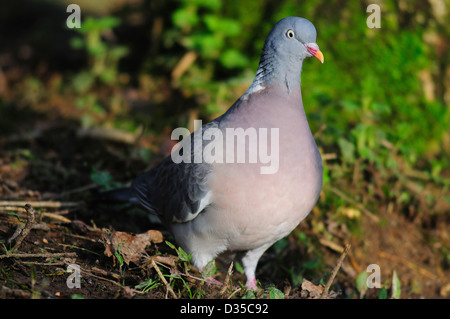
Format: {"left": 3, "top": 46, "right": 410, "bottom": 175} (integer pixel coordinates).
{"left": 320, "top": 243, "right": 351, "bottom": 299}
{"left": 227, "top": 288, "right": 241, "bottom": 299}
{"left": 58, "top": 243, "right": 101, "bottom": 256}
{"left": 41, "top": 212, "right": 71, "bottom": 223}
{"left": 313, "top": 124, "right": 327, "bottom": 138}
{"left": 219, "top": 262, "right": 234, "bottom": 296}
{"left": 0, "top": 252, "right": 77, "bottom": 259}
{"left": 151, "top": 258, "right": 178, "bottom": 299}
{"left": 77, "top": 127, "right": 140, "bottom": 145}
{"left": 322, "top": 153, "right": 337, "bottom": 161}
{"left": 319, "top": 238, "right": 344, "bottom": 253}
{"left": 0, "top": 201, "right": 82, "bottom": 208}
{"left": 10, "top": 204, "right": 36, "bottom": 252}
{"left": 172, "top": 51, "right": 197, "bottom": 80}
{"left": 71, "top": 262, "right": 142, "bottom": 295}
{"left": 90, "top": 266, "right": 121, "bottom": 281}
{"left": 0, "top": 286, "right": 32, "bottom": 298}
{"left": 43, "top": 183, "right": 98, "bottom": 200}
{"left": 20, "top": 261, "right": 66, "bottom": 266}
{"left": 0, "top": 206, "right": 27, "bottom": 212}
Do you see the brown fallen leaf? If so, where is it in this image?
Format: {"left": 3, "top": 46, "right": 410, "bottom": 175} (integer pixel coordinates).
{"left": 152, "top": 255, "right": 179, "bottom": 268}
{"left": 103, "top": 229, "right": 163, "bottom": 265}
{"left": 301, "top": 279, "right": 324, "bottom": 298}
{"left": 301, "top": 279, "right": 338, "bottom": 299}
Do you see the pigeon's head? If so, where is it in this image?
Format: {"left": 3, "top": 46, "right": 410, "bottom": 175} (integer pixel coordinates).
{"left": 264, "top": 17, "right": 324, "bottom": 64}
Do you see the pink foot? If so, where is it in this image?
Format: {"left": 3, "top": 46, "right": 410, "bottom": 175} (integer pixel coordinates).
{"left": 245, "top": 277, "right": 258, "bottom": 290}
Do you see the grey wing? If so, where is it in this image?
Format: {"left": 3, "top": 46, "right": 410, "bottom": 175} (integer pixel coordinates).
{"left": 132, "top": 120, "right": 219, "bottom": 224}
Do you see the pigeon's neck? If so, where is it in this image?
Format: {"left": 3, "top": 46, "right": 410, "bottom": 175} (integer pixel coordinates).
{"left": 247, "top": 51, "right": 303, "bottom": 96}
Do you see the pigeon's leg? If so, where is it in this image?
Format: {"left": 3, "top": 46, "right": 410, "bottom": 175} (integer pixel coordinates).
{"left": 241, "top": 243, "right": 271, "bottom": 290}
{"left": 191, "top": 248, "right": 225, "bottom": 286}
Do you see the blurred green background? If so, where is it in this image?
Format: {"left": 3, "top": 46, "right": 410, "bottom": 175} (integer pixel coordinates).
{"left": 0, "top": 0, "right": 448, "bottom": 298}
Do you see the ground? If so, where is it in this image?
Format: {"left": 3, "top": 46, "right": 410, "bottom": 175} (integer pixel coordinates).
{"left": 0, "top": 116, "right": 448, "bottom": 299}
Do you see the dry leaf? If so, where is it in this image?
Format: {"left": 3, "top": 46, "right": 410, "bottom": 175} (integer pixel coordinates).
{"left": 301, "top": 279, "right": 324, "bottom": 298}
{"left": 103, "top": 229, "right": 163, "bottom": 265}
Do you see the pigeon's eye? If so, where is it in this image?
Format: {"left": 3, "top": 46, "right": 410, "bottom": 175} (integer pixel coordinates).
{"left": 286, "top": 29, "right": 295, "bottom": 39}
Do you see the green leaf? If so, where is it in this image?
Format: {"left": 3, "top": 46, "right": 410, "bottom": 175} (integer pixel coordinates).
{"left": 114, "top": 242, "right": 124, "bottom": 266}
{"left": 71, "top": 71, "right": 94, "bottom": 93}
{"left": 322, "top": 163, "right": 330, "bottom": 185}
{"left": 80, "top": 16, "right": 120, "bottom": 33}
{"left": 391, "top": 270, "right": 401, "bottom": 299}
{"left": 135, "top": 278, "right": 160, "bottom": 292}
{"left": 303, "top": 258, "right": 319, "bottom": 269}
{"left": 165, "top": 241, "right": 191, "bottom": 262}
{"left": 220, "top": 49, "right": 249, "bottom": 69}
{"left": 204, "top": 15, "right": 241, "bottom": 36}
{"left": 70, "top": 37, "right": 84, "bottom": 49}
{"left": 338, "top": 137, "right": 356, "bottom": 163}
{"left": 356, "top": 271, "right": 368, "bottom": 298}
{"left": 378, "top": 287, "right": 388, "bottom": 299}
{"left": 90, "top": 168, "right": 112, "bottom": 187}
{"left": 189, "top": 0, "right": 221, "bottom": 10}
{"left": 268, "top": 286, "right": 284, "bottom": 299}
{"left": 172, "top": 8, "right": 199, "bottom": 30}
{"left": 201, "top": 259, "right": 216, "bottom": 278}
{"left": 289, "top": 268, "right": 303, "bottom": 287}
{"left": 165, "top": 241, "right": 176, "bottom": 250}
{"left": 188, "top": 33, "right": 224, "bottom": 58}
{"left": 241, "top": 289, "right": 256, "bottom": 299}
{"left": 177, "top": 246, "right": 192, "bottom": 262}
{"left": 234, "top": 261, "right": 244, "bottom": 274}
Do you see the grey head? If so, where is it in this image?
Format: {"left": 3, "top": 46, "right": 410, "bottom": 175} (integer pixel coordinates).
{"left": 250, "top": 17, "right": 324, "bottom": 93}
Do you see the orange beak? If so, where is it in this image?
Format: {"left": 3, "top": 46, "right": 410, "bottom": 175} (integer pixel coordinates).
{"left": 306, "top": 44, "right": 324, "bottom": 64}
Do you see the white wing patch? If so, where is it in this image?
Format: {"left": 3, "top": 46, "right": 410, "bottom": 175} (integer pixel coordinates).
{"left": 172, "top": 191, "right": 212, "bottom": 223}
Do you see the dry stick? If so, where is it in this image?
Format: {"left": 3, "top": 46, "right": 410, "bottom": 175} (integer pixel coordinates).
{"left": 0, "top": 286, "right": 32, "bottom": 298}
{"left": 21, "top": 261, "right": 66, "bottom": 266}
{"left": 320, "top": 243, "right": 351, "bottom": 299}
{"left": 41, "top": 212, "right": 71, "bottom": 223}
{"left": 44, "top": 183, "right": 98, "bottom": 200}
{"left": 0, "top": 201, "right": 82, "bottom": 208}
{"left": 151, "top": 258, "right": 178, "bottom": 299}
{"left": 219, "top": 262, "right": 234, "bottom": 297}
{"left": 74, "top": 264, "right": 143, "bottom": 295}
{"left": 0, "top": 252, "right": 77, "bottom": 259}
{"left": 10, "top": 204, "right": 36, "bottom": 252}
{"left": 227, "top": 288, "right": 242, "bottom": 299}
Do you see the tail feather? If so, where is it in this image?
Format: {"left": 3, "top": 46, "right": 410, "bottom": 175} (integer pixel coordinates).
{"left": 98, "top": 187, "right": 136, "bottom": 203}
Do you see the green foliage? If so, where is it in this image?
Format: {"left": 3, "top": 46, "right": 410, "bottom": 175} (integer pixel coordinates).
{"left": 68, "top": 16, "right": 131, "bottom": 130}
{"left": 70, "top": 16, "right": 128, "bottom": 88}
{"left": 356, "top": 271, "right": 369, "bottom": 298}
{"left": 90, "top": 168, "right": 124, "bottom": 191}
{"left": 165, "top": 241, "right": 192, "bottom": 263}
{"left": 378, "top": 286, "right": 388, "bottom": 299}
{"left": 135, "top": 278, "right": 161, "bottom": 292}
{"left": 267, "top": 285, "right": 285, "bottom": 299}
{"left": 156, "top": 0, "right": 450, "bottom": 189}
